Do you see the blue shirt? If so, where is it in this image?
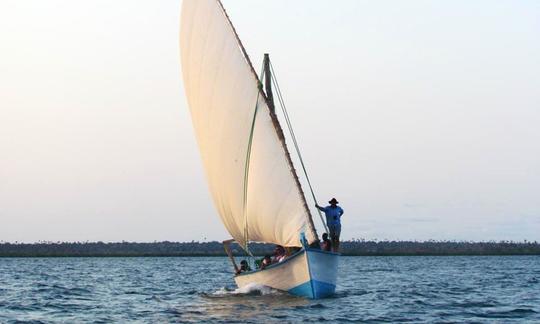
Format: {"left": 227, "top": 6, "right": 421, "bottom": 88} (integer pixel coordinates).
{"left": 317, "top": 205, "right": 344, "bottom": 225}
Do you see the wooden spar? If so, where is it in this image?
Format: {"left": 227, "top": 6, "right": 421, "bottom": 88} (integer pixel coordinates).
{"left": 223, "top": 239, "right": 240, "bottom": 273}
{"left": 263, "top": 54, "right": 275, "bottom": 113}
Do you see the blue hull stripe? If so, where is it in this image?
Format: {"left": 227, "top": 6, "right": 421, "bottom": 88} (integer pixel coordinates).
{"left": 288, "top": 280, "right": 336, "bottom": 299}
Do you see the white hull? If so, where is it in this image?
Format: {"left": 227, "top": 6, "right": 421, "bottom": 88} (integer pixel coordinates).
{"left": 235, "top": 248, "right": 339, "bottom": 299}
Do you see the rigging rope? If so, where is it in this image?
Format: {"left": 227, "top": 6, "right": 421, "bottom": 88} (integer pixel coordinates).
{"left": 242, "top": 95, "right": 258, "bottom": 256}
{"left": 241, "top": 63, "right": 266, "bottom": 256}
{"left": 269, "top": 61, "right": 329, "bottom": 235}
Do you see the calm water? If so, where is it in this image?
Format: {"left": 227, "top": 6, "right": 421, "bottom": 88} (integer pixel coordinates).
{"left": 0, "top": 256, "right": 538, "bottom": 323}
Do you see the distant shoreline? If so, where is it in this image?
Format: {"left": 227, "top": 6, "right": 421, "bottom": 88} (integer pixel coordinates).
{"left": 0, "top": 241, "right": 538, "bottom": 257}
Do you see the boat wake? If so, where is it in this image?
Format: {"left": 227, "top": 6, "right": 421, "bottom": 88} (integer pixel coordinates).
{"left": 209, "top": 283, "right": 283, "bottom": 297}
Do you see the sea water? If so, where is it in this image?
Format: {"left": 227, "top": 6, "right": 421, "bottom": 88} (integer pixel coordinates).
{"left": 0, "top": 256, "right": 538, "bottom": 322}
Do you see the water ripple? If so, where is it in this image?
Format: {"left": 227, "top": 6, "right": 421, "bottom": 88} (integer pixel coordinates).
{"left": 0, "top": 256, "right": 538, "bottom": 322}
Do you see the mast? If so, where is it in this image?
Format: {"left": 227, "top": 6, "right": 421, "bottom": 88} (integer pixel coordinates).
{"left": 263, "top": 54, "right": 275, "bottom": 113}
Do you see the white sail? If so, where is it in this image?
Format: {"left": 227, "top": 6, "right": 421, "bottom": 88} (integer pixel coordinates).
{"left": 180, "top": 0, "right": 317, "bottom": 248}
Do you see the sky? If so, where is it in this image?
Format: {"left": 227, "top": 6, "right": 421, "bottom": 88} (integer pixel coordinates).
{"left": 1, "top": 0, "right": 539, "bottom": 243}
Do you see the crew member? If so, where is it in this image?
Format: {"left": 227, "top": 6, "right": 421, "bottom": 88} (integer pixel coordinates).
{"left": 316, "top": 198, "right": 344, "bottom": 252}
{"left": 321, "top": 233, "right": 332, "bottom": 252}
{"left": 236, "top": 260, "right": 251, "bottom": 274}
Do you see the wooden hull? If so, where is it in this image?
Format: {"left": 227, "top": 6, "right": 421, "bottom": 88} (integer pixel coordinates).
{"left": 234, "top": 248, "right": 339, "bottom": 299}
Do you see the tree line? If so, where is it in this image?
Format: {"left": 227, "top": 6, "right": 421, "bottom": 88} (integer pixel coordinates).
{"left": 0, "top": 240, "right": 538, "bottom": 257}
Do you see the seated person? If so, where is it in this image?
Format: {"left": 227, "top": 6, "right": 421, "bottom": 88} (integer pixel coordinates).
{"left": 272, "top": 245, "right": 287, "bottom": 263}
{"left": 236, "top": 259, "right": 251, "bottom": 275}
{"left": 320, "top": 233, "right": 332, "bottom": 252}
{"left": 260, "top": 255, "right": 272, "bottom": 270}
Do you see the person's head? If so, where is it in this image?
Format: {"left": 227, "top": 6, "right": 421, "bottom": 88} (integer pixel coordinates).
{"left": 274, "top": 245, "right": 285, "bottom": 255}
{"left": 263, "top": 255, "right": 272, "bottom": 265}
{"left": 240, "top": 260, "right": 248, "bottom": 269}
{"left": 329, "top": 198, "right": 338, "bottom": 206}
{"left": 322, "top": 233, "right": 328, "bottom": 240}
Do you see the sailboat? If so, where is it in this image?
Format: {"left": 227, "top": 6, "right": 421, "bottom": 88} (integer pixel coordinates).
{"left": 180, "top": 0, "right": 339, "bottom": 299}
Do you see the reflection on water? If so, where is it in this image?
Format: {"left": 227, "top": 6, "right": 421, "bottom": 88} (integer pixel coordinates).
{"left": 0, "top": 256, "right": 539, "bottom": 322}
{"left": 178, "top": 285, "right": 309, "bottom": 322}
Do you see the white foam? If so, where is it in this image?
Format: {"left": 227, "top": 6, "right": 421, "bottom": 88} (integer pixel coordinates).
{"left": 234, "top": 283, "right": 275, "bottom": 295}
{"left": 211, "top": 283, "right": 280, "bottom": 296}
{"left": 211, "top": 287, "right": 233, "bottom": 296}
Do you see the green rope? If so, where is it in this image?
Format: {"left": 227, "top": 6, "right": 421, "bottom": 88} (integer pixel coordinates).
{"left": 242, "top": 94, "right": 259, "bottom": 254}
{"left": 241, "top": 65, "right": 265, "bottom": 255}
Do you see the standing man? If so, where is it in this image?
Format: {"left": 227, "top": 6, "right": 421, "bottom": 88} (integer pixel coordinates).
{"left": 316, "top": 198, "right": 344, "bottom": 252}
